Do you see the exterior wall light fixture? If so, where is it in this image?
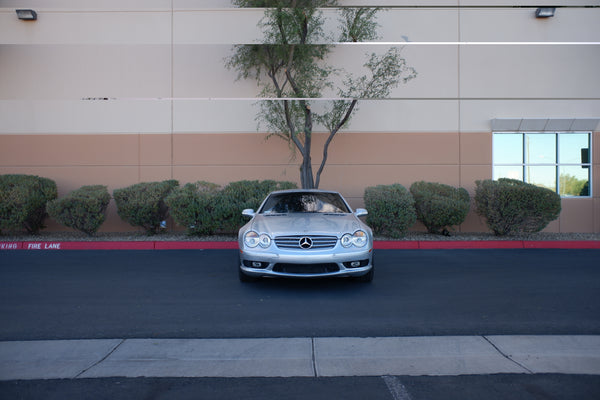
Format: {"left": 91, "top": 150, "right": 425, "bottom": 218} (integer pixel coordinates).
{"left": 16, "top": 9, "right": 37, "bottom": 21}
{"left": 535, "top": 7, "right": 556, "bottom": 18}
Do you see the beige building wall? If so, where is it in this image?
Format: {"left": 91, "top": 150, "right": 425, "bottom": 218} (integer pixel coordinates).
{"left": 1, "top": 1, "right": 599, "bottom": 233}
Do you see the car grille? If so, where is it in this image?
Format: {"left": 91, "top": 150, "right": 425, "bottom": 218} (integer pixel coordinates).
{"left": 273, "top": 263, "right": 340, "bottom": 274}
{"left": 274, "top": 235, "right": 338, "bottom": 250}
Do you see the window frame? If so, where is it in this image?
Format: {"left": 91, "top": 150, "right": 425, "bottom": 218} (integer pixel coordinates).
{"left": 492, "top": 131, "right": 592, "bottom": 198}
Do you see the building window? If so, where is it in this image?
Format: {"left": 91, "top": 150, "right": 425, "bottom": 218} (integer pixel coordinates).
{"left": 493, "top": 132, "right": 592, "bottom": 197}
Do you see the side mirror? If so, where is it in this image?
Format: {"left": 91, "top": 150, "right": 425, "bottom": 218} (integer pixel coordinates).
{"left": 354, "top": 208, "right": 368, "bottom": 218}
{"left": 242, "top": 209, "right": 255, "bottom": 218}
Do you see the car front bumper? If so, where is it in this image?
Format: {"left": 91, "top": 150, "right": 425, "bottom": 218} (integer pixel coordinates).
{"left": 239, "top": 247, "right": 373, "bottom": 278}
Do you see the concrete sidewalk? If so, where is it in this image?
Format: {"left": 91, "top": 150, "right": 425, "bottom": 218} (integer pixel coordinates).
{"left": 1, "top": 335, "right": 599, "bottom": 380}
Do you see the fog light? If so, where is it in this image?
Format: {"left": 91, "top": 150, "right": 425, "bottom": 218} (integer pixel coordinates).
{"left": 344, "top": 260, "right": 368, "bottom": 268}
{"left": 243, "top": 260, "right": 267, "bottom": 269}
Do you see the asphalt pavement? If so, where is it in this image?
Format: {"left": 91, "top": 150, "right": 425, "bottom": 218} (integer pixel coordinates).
{"left": 1, "top": 248, "right": 599, "bottom": 398}
{"left": 2, "top": 249, "right": 599, "bottom": 340}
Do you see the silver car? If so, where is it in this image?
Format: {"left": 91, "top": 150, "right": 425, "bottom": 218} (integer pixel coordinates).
{"left": 238, "top": 189, "right": 374, "bottom": 282}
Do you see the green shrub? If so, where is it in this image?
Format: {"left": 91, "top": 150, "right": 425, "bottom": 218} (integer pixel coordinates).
{"left": 214, "top": 180, "right": 297, "bottom": 233}
{"left": 364, "top": 184, "right": 416, "bottom": 238}
{"left": 47, "top": 185, "right": 111, "bottom": 236}
{"left": 113, "top": 180, "right": 179, "bottom": 234}
{"left": 0, "top": 174, "right": 57, "bottom": 234}
{"left": 475, "top": 178, "right": 561, "bottom": 236}
{"left": 410, "top": 181, "right": 470, "bottom": 234}
{"left": 165, "top": 181, "right": 221, "bottom": 235}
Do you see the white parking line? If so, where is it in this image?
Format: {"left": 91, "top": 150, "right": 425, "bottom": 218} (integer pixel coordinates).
{"left": 382, "top": 376, "right": 413, "bottom": 400}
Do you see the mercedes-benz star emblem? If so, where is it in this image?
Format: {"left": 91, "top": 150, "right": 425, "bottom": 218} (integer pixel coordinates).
{"left": 299, "top": 237, "right": 313, "bottom": 249}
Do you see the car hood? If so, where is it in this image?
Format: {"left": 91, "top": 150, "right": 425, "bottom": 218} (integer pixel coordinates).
{"left": 249, "top": 213, "right": 366, "bottom": 237}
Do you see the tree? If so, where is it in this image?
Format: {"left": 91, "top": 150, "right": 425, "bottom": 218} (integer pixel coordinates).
{"left": 559, "top": 173, "right": 588, "bottom": 196}
{"left": 227, "top": 0, "right": 417, "bottom": 188}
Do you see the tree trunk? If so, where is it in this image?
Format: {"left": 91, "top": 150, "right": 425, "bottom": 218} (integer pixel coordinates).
{"left": 300, "top": 103, "right": 315, "bottom": 189}
{"left": 300, "top": 158, "right": 314, "bottom": 189}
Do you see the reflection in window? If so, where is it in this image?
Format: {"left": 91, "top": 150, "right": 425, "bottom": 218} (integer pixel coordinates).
{"left": 493, "top": 132, "right": 591, "bottom": 197}
{"left": 525, "top": 134, "right": 555, "bottom": 164}
{"left": 559, "top": 133, "right": 590, "bottom": 164}
{"left": 260, "top": 192, "right": 350, "bottom": 214}
{"left": 493, "top": 134, "right": 522, "bottom": 164}
{"left": 560, "top": 166, "right": 590, "bottom": 196}
{"left": 525, "top": 166, "right": 555, "bottom": 192}
{"left": 493, "top": 165, "right": 523, "bottom": 181}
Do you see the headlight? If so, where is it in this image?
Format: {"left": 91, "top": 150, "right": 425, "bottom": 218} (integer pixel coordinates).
{"left": 244, "top": 231, "right": 259, "bottom": 248}
{"left": 258, "top": 233, "right": 271, "bottom": 248}
{"left": 352, "top": 230, "right": 368, "bottom": 247}
{"left": 341, "top": 234, "right": 353, "bottom": 248}
{"left": 341, "top": 230, "right": 368, "bottom": 248}
{"left": 244, "top": 231, "right": 271, "bottom": 248}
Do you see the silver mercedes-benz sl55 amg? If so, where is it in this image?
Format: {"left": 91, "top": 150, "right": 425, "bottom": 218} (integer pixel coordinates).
{"left": 238, "top": 189, "right": 374, "bottom": 282}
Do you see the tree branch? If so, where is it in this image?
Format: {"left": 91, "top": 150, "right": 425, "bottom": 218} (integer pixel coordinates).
{"left": 315, "top": 100, "right": 357, "bottom": 188}
{"left": 282, "top": 100, "right": 304, "bottom": 155}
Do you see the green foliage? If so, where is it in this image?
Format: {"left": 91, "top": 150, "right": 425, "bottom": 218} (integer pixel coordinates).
{"left": 227, "top": 1, "right": 416, "bottom": 188}
{"left": 559, "top": 173, "right": 589, "bottom": 197}
{"left": 113, "top": 180, "right": 179, "bottom": 234}
{"left": 215, "top": 180, "right": 297, "bottom": 233}
{"left": 165, "top": 182, "right": 222, "bottom": 236}
{"left": 47, "top": 185, "right": 111, "bottom": 236}
{"left": 339, "top": 7, "right": 380, "bottom": 43}
{"left": 364, "top": 184, "right": 416, "bottom": 238}
{"left": 0, "top": 174, "right": 57, "bottom": 234}
{"left": 410, "top": 181, "right": 470, "bottom": 234}
{"left": 474, "top": 178, "right": 562, "bottom": 236}
{"left": 165, "top": 180, "right": 297, "bottom": 235}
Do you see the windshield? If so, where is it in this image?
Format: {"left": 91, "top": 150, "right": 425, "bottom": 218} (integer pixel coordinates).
{"left": 259, "top": 192, "right": 350, "bottom": 214}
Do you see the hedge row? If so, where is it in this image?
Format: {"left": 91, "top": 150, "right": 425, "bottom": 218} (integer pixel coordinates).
{"left": 365, "top": 182, "right": 470, "bottom": 238}
{"left": 410, "top": 181, "right": 470, "bottom": 235}
{"left": 0, "top": 174, "right": 58, "bottom": 234}
{"left": 474, "top": 178, "right": 561, "bottom": 235}
{"left": 0, "top": 175, "right": 297, "bottom": 236}
{"left": 114, "top": 180, "right": 179, "bottom": 235}
{"left": 0, "top": 174, "right": 563, "bottom": 237}
{"left": 47, "top": 185, "right": 111, "bottom": 236}
{"left": 165, "top": 180, "right": 297, "bottom": 235}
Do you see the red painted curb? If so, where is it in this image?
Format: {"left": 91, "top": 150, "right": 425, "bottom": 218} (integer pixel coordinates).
{"left": 375, "top": 241, "right": 419, "bottom": 250}
{"left": 21, "top": 241, "right": 155, "bottom": 250}
{"left": 523, "top": 241, "right": 600, "bottom": 249}
{"left": 419, "top": 241, "right": 524, "bottom": 249}
{"left": 154, "top": 241, "right": 239, "bottom": 250}
{"left": 0, "top": 242, "right": 21, "bottom": 250}
{"left": 1, "top": 240, "right": 599, "bottom": 251}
